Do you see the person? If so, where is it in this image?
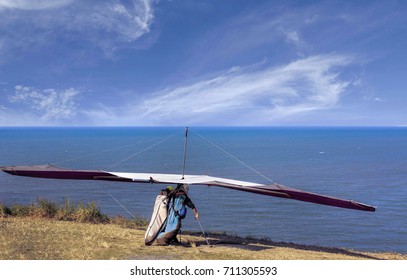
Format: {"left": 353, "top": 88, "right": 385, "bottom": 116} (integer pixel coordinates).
{"left": 156, "top": 184, "right": 199, "bottom": 245}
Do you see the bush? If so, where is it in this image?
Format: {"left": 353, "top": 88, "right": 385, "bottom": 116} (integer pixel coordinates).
{"left": 9, "top": 204, "right": 30, "bottom": 217}
{"left": 0, "top": 203, "right": 12, "bottom": 217}
{"left": 74, "top": 202, "right": 109, "bottom": 223}
{"left": 55, "top": 199, "right": 76, "bottom": 221}
{"left": 30, "top": 199, "right": 58, "bottom": 218}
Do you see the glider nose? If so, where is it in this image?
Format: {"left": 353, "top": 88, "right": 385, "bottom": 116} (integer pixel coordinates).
{"left": 0, "top": 166, "right": 16, "bottom": 175}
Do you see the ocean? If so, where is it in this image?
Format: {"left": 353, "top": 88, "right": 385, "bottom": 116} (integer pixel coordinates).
{"left": 1, "top": 126, "right": 406, "bottom": 253}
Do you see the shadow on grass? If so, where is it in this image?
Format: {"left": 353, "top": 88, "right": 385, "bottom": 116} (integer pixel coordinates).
{"left": 184, "top": 232, "right": 382, "bottom": 260}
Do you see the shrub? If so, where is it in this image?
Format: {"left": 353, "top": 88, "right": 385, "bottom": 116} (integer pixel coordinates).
{"left": 30, "top": 199, "right": 58, "bottom": 218}
{"left": 74, "top": 202, "right": 108, "bottom": 223}
{"left": 9, "top": 204, "right": 30, "bottom": 217}
{"left": 0, "top": 203, "right": 12, "bottom": 217}
{"left": 55, "top": 199, "right": 76, "bottom": 221}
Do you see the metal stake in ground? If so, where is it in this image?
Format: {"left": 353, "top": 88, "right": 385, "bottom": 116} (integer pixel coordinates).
{"left": 196, "top": 219, "right": 211, "bottom": 246}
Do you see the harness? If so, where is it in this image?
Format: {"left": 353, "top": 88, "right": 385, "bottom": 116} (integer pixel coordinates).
{"left": 168, "top": 189, "right": 188, "bottom": 220}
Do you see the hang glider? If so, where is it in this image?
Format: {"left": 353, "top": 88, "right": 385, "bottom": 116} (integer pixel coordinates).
{"left": 0, "top": 164, "right": 376, "bottom": 212}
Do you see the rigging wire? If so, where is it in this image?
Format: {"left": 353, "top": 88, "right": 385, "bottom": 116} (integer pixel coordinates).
{"left": 187, "top": 131, "right": 212, "bottom": 176}
{"left": 96, "top": 129, "right": 183, "bottom": 218}
{"left": 54, "top": 128, "right": 183, "bottom": 220}
{"left": 52, "top": 142, "right": 142, "bottom": 166}
{"left": 190, "top": 130, "right": 277, "bottom": 185}
{"left": 191, "top": 130, "right": 291, "bottom": 213}
{"left": 51, "top": 129, "right": 182, "bottom": 170}
{"left": 53, "top": 127, "right": 279, "bottom": 221}
{"left": 98, "top": 131, "right": 180, "bottom": 219}
{"left": 107, "top": 129, "right": 182, "bottom": 169}
{"left": 95, "top": 181, "right": 136, "bottom": 219}
{"left": 108, "top": 193, "right": 135, "bottom": 219}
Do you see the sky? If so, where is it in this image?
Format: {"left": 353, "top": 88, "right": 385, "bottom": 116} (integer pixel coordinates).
{"left": 0, "top": 0, "right": 406, "bottom": 126}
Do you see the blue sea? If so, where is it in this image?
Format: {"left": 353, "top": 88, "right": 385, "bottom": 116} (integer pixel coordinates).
{"left": 1, "top": 127, "right": 406, "bottom": 254}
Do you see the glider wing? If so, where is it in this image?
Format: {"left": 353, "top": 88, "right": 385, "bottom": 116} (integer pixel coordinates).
{"left": 1, "top": 164, "right": 376, "bottom": 212}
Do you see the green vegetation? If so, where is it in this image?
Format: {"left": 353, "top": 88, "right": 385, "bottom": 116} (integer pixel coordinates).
{"left": 0, "top": 199, "right": 148, "bottom": 228}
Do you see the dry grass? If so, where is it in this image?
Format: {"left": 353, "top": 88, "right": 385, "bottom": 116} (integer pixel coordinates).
{"left": 0, "top": 217, "right": 138, "bottom": 259}
{"left": 0, "top": 199, "right": 110, "bottom": 223}
{"left": 1, "top": 217, "right": 406, "bottom": 260}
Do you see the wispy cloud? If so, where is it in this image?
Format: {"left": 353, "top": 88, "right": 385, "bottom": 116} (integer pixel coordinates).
{"left": 0, "top": 0, "right": 73, "bottom": 10}
{"left": 8, "top": 85, "right": 80, "bottom": 121}
{"left": 83, "top": 54, "right": 354, "bottom": 125}
{"left": 0, "top": 0, "right": 155, "bottom": 58}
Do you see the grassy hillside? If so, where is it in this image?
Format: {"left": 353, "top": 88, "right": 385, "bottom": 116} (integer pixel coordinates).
{"left": 1, "top": 200, "right": 405, "bottom": 260}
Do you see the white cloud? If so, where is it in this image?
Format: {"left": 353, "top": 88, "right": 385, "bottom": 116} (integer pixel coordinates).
{"left": 83, "top": 54, "right": 354, "bottom": 125}
{"left": 374, "top": 97, "right": 385, "bottom": 102}
{"left": 138, "top": 55, "right": 352, "bottom": 124}
{"left": 8, "top": 85, "right": 80, "bottom": 121}
{"left": 0, "top": 55, "right": 357, "bottom": 126}
{"left": 281, "top": 28, "right": 309, "bottom": 57}
{"left": 75, "top": 0, "right": 154, "bottom": 43}
{"left": 284, "top": 29, "right": 301, "bottom": 45}
{"left": 0, "top": 0, "right": 73, "bottom": 10}
{"left": 364, "top": 96, "right": 386, "bottom": 103}
{"left": 0, "top": 0, "right": 155, "bottom": 57}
